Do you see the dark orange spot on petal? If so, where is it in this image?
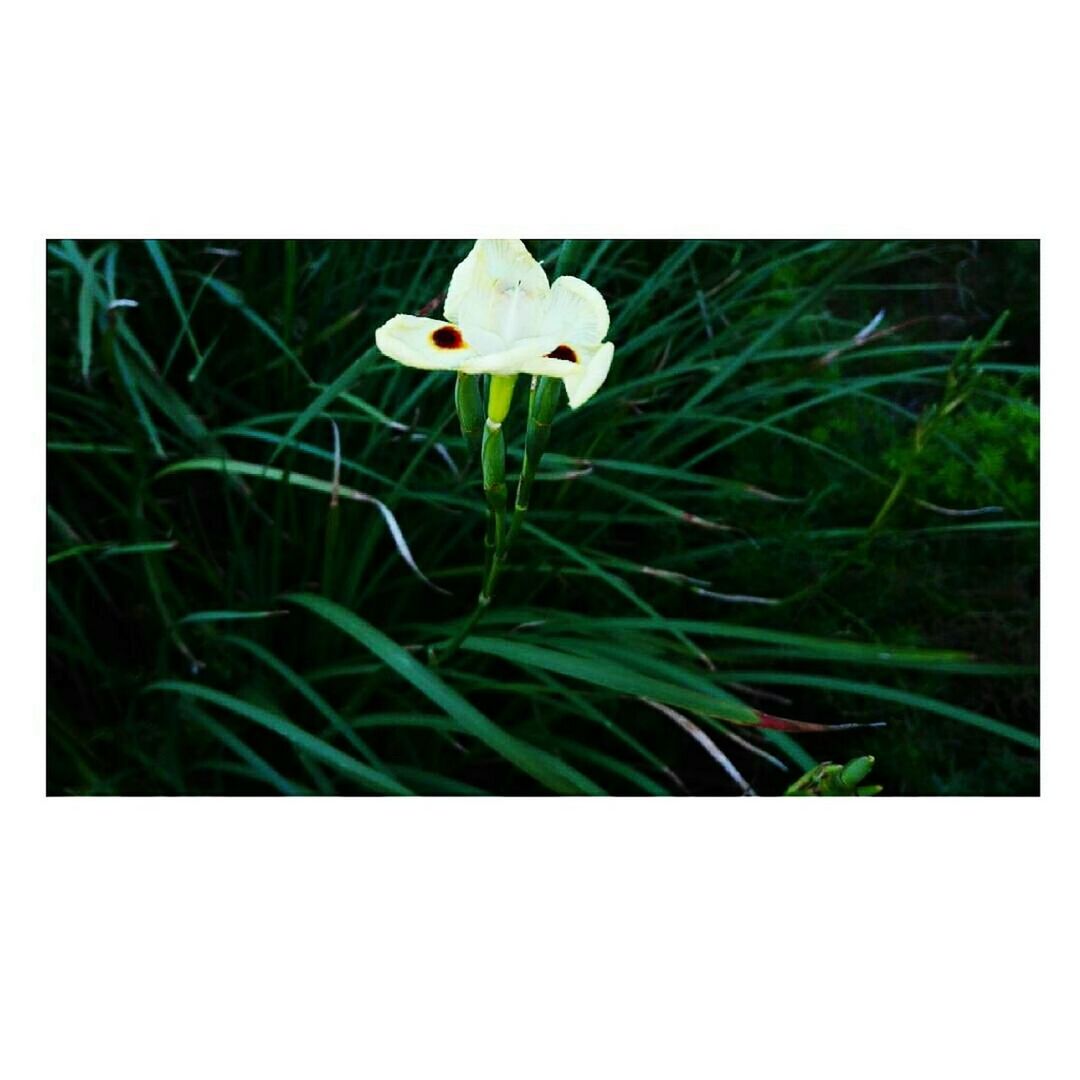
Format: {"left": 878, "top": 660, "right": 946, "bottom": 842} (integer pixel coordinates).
{"left": 432, "top": 326, "right": 465, "bottom": 349}
{"left": 546, "top": 344, "right": 578, "bottom": 363}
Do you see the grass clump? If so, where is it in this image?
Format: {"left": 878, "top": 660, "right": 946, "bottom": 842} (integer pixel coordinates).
{"left": 46, "top": 239, "right": 1039, "bottom": 795}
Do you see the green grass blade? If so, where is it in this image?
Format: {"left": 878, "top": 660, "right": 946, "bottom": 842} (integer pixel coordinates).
{"left": 717, "top": 671, "right": 1039, "bottom": 749}
{"left": 145, "top": 681, "right": 414, "bottom": 794}
{"left": 178, "top": 610, "right": 288, "bottom": 624}
{"left": 220, "top": 634, "right": 381, "bottom": 764}
{"left": 187, "top": 706, "right": 305, "bottom": 794}
{"left": 268, "top": 347, "right": 378, "bottom": 465}
{"left": 77, "top": 250, "right": 100, "bottom": 381}
{"left": 157, "top": 457, "right": 441, "bottom": 591}
{"left": 48, "top": 540, "right": 178, "bottom": 565}
{"left": 282, "top": 592, "right": 606, "bottom": 795}
{"left": 144, "top": 240, "right": 204, "bottom": 374}
{"left": 112, "top": 338, "right": 167, "bottom": 457}
{"left": 462, "top": 635, "right": 758, "bottom": 725}
{"left": 201, "top": 275, "right": 311, "bottom": 382}
{"left": 553, "top": 738, "right": 671, "bottom": 795}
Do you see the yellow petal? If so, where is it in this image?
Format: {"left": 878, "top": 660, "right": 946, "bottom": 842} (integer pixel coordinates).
{"left": 375, "top": 315, "right": 478, "bottom": 371}
{"left": 562, "top": 342, "right": 615, "bottom": 409}
{"left": 542, "top": 276, "right": 610, "bottom": 346}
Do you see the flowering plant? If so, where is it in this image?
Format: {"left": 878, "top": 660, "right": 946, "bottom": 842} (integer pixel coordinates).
{"left": 374, "top": 240, "right": 615, "bottom": 662}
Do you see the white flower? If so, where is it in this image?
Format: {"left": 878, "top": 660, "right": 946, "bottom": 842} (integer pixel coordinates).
{"left": 374, "top": 240, "right": 615, "bottom": 409}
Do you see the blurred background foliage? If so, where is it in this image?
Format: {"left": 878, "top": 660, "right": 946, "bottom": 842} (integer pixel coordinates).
{"left": 46, "top": 239, "right": 1039, "bottom": 795}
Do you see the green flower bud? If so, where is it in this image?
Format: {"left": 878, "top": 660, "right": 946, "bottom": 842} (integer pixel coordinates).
{"left": 487, "top": 373, "right": 518, "bottom": 425}
{"left": 455, "top": 372, "right": 484, "bottom": 453}
{"left": 481, "top": 423, "right": 507, "bottom": 511}
{"left": 533, "top": 375, "right": 562, "bottom": 426}
{"left": 840, "top": 756, "right": 875, "bottom": 790}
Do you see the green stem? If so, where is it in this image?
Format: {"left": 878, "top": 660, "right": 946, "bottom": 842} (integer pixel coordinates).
{"left": 482, "top": 418, "right": 509, "bottom": 563}
{"left": 430, "top": 375, "right": 516, "bottom": 666}
{"left": 506, "top": 375, "right": 562, "bottom": 550}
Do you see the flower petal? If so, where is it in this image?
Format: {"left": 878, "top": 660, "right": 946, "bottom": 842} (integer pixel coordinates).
{"left": 375, "top": 315, "right": 479, "bottom": 371}
{"left": 445, "top": 239, "right": 550, "bottom": 347}
{"left": 459, "top": 336, "right": 573, "bottom": 377}
{"left": 376, "top": 315, "right": 574, "bottom": 377}
{"left": 443, "top": 244, "right": 482, "bottom": 324}
{"left": 541, "top": 275, "right": 610, "bottom": 346}
{"left": 445, "top": 240, "right": 550, "bottom": 318}
{"left": 562, "top": 342, "right": 615, "bottom": 409}
{"left": 379, "top": 243, "right": 614, "bottom": 402}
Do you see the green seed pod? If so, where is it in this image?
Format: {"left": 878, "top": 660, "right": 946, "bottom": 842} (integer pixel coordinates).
{"left": 519, "top": 422, "right": 550, "bottom": 507}
{"left": 505, "top": 376, "right": 565, "bottom": 551}
{"left": 481, "top": 423, "right": 507, "bottom": 511}
{"left": 455, "top": 372, "right": 484, "bottom": 453}
{"left": 839, "top": 756, "right": 875, "bottom": 790}
{"left": 520, "top": 379, "right": 562, "bottom": 497}
{"left": 533, "top": 375, "right": 563, "bottom": 426}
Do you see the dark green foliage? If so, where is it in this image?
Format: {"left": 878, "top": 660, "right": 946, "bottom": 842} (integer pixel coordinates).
{"left": 46, "top": 239, "right": 1039, "bottom": 795}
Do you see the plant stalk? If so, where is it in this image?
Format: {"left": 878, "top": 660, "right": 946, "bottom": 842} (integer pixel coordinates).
{"left": 430, "top": 374, "right": 517, "bottom": 665}
{"left": 430, "top": 241, "right": 581, "bottom": 666}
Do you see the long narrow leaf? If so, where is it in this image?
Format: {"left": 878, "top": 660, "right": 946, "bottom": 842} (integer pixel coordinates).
{"left": 282, "top": 593, "right": 605, "bottom": 795}
{"left": 145, "top": 681, "right": 413, "bottom": 794}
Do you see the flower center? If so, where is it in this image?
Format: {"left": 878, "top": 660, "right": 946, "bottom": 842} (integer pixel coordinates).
{"left": 431, "top": 326, "right": 466, "bottom": 349}
{"left": 546, "top": 344, "right": 578, "bottom": 363}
